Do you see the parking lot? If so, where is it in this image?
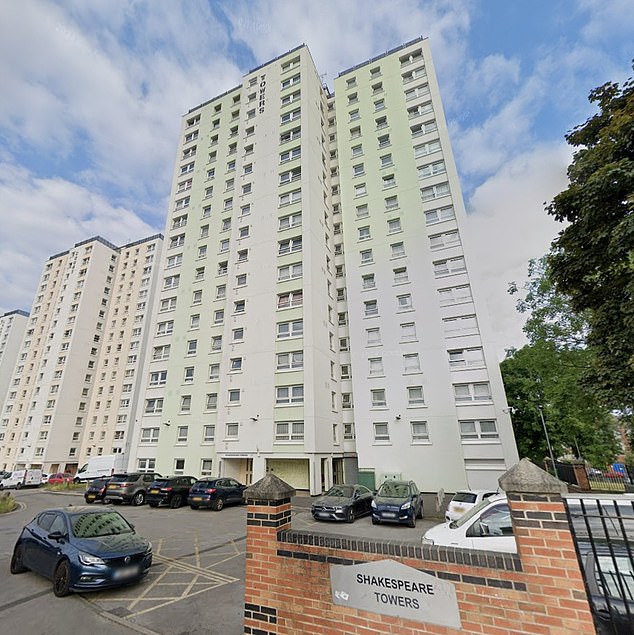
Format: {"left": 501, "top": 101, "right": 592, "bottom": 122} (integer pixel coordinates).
{"left": 0, "top": 488, "right": 438, "bottom": 635}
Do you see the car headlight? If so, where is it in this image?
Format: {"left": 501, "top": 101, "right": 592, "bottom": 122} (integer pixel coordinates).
{"left": 334, "top": 506, "right": 343, "bottom": 512}
{"left": 78, "top": 552, "right": 106, "bottom": 566}
{"left": 371, "top": 500, "right": 377, "bottom": 508}
{"left": 422, "top": 536, "right": 434, "bottom": 545}
{"left": 401, "top": 501, "right": 411, "bottom": 510}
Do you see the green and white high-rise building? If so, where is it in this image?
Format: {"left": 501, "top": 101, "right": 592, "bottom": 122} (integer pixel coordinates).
{"left": 133, "top": 38, "right": 519, "bottom": 493}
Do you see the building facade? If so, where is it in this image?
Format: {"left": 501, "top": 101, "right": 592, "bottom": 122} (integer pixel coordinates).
{"left": 0, "top": 310, "right": 29, "bottom": 431}
{"left": 132, "top": 38, "right": 518, "bottom": 493}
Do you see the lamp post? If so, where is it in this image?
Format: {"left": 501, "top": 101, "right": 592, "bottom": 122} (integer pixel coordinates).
{"left": 538, "top": 406, "right": 558, "bottom": 479}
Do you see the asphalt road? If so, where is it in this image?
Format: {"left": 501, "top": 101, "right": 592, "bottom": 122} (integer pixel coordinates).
{"left": 0, "top": 489, "right": 438, "bottom": 635}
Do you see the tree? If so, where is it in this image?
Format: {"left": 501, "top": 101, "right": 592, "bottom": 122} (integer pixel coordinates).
{"left": 546, "top": 68, "right": 634, "bottom": 411}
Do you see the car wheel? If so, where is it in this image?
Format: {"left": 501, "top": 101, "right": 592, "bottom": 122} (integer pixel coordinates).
{"left": 372, "top": 517, "right": 379, "bottom": 525}
{"left": 408, "top": 514, "right": 416, "bottom": 529}
{"left": 73, "top": 477, "right": 80, "bottom": 484}
{"left": 345, "top": 507, "right": 355, "bottom": 523}
{"left": 148, "top": 502, "right": 158, "bottom": 508}
{"left": 10, "top": 545, "right": 28, "bottom": 574}
{"left": 132, "top": 491, "right": 145, "bottom": 506}
{"left": 15, "top": 482, "right": 22, "bottom": 490}
{"left": 84, "top": 498, "right": 93, "bottom": 504}
{"left": 53, "top": 560, "right": 71, "bottom": 597}
{"left": 190, "top": 504, "right": 199, "bottom": 510}
{"left": 417, "top": 504, "right": 423, "bottom": 519}
{"left": 170, "top": 494, "right": 182, "bottom": 509}
{"left": 213, "top": 497, "right": 224, "bottom": 511}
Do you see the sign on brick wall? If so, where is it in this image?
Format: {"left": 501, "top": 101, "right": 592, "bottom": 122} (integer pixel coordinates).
{"left": 330, "top": 559, "right": 461, "bottom": 629}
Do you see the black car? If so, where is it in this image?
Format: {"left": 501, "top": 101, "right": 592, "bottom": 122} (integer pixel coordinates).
{"left": 104, "top": 472, "right": 162, "bottom": 506}
{"left": 187, "top": 478, "right": 246, "bottom": 510}
{"left": 146, "top": 476, "right": 198, "bottom": 508}
{"left": 10, "top": 506, "right": 152, "bottom": 596}
{"left": 371, "top": 479, "right": 423, "bottom": 527}
{"left": 84, "top": 477, "right": 111, "bottom": 504}
{"left": 311, "top": 484, "right": 373, "bottom": 523}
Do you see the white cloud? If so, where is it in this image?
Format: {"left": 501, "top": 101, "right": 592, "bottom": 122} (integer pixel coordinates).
{"left": 0, "top": 162, "right": 154, "bottom": 314}
{"left": 464, "top": 142, "right": 572, "bottom": 359}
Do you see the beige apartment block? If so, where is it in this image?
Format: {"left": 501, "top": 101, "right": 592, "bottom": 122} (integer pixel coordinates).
{"left": 131, "top": 38, "right": 518, "bottom": 493}
{"left": 0, "top": 310, "right": 29, "bottom": 432}
{"left": 0, "top": 235, "right": 163, "bottom": 474}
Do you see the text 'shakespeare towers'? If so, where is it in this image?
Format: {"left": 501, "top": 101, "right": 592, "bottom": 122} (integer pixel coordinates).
{"left": 136, "top": 37, "right": 518, "bottom": 493}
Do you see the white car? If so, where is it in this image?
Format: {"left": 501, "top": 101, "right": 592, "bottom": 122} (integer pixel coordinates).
{"left": 445, "top": 489, "right": 499, "bottom": 522}
{"left": 423, "top": 494, "right": 516, "bottom": 553}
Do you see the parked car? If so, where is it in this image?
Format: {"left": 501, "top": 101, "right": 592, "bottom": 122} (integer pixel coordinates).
{"left": 584, "top": 545, "right": 634, "bottom": 634}
{"left": 423, "top": 494, "right": 516, "bottom": 553}
{"left": 83, "top": 477, "right": 111, "bottom": 504}
{"left": 74, "top": 454, "right": 127, "bottom": 483}
{"left": 104, "top": 472, "right": 162, "bottom": 506}
{"left": 41, "top": 473, "right": 50, "bottom": 484}
{"left": 311, "top": 484, "right": 374, "bottom": 523}
{"left": 188, "top": 478, "right": 246, "bottom": 510}
{"left": 1, "top": 469, "right": 43, "bottom": 490}
{"left": 445, "top": 489, "right": 499, "bottom": 522}
{"left": 371, "top": 480, "right": 423, "bottom": 528}
{"left": 10, "top": 506, "right": 152, "bottom": 596}
{"left": 48, "top": 473, "right": 75, "bottom": 485}
{"left": 146, "top": 476, "right": 198, "bottom": 508}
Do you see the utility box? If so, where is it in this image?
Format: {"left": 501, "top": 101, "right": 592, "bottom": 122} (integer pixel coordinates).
{"left": 380, "top": 472, "right": 403, "bottom": 482}
{"left": 357, "top": 469, "right": 376, "bottom": 491}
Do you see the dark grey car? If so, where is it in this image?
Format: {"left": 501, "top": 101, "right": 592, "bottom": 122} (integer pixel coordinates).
{"left": 311, "top": 484, "right": 374, "bottom": 523}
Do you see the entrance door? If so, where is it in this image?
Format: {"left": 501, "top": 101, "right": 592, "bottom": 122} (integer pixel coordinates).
{"left": 321, "top": 458, "right": 328, "bottom": 492}
{"left": 332, "top": 458, "right": 344, "bottom": 484}
{"left": 244, "top": 458, "right": 253, "bottom": 485}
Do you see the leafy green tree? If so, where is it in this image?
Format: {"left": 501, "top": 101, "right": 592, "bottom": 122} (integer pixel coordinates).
{"left": 546, "top": 69, "right": 634, "bottom": 411}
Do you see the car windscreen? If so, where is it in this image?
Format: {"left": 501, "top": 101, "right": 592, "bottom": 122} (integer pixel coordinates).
{"left": 453, "top": 492, "right": 477, "bottom": 504}
{"left": 90, "top": 479, "right": 109, "bottom": 486}
{"left": 325, "top": 485, "right": 354, "bottom": 498}
{"left": 70, "top": 511, "right": 134, "bottom": 537}
{"left": 453, "top": 498, "right": 495, "bottom": 528}
{"left": 152, "top": 480, "right": 171, "bottom": 487}
{"left": 377, "top": 483, "right": 410, "bottom": 498}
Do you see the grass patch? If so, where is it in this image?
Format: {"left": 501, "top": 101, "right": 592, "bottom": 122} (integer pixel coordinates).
{"left": 42, "top": 482, "right": 86, "bottom": 492}
{"left": 0, "top": 492, "right": 18, "bottom": 513}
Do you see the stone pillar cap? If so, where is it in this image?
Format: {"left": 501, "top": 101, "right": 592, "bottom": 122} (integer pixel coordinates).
{"left": 244, "top": 473, "right": 296, "bottom": 501}
{"left": 499, "top": 458, "right": 568, "bottom": 494}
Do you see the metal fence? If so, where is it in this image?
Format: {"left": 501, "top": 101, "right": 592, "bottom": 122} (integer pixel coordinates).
{"left": 565, "top": 496, "right": 634, "bottom": 634}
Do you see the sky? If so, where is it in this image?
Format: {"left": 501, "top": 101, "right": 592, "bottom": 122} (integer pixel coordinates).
{"left": 0, "top": 0, "right": 632, "bottom": 359}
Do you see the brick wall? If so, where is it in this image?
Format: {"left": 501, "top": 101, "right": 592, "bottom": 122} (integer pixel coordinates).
{"left": 243, "top": 489, "right": 595, "bottom": 634}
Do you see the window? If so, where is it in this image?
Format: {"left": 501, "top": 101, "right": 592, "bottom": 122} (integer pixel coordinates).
{"left": 237, "top": 249, "right": 248, "bottom": 262}
{"left": 443, "top": 315, "right": 478, "bottom": 336}
{"left": 225, "top": 423, "right": 239, "bottom": 439}
{"left": 411, "top": 119, "right": 438, "bottom": 138}
{"left": 454, "top": 382, "right": 492, "bottom": 403}
{"left": 280, "top": 108, "right": 301, "bottom": 125}
{"left": 228, "top": 389, "right": 241, "bottom": 404}
{"left": 367, "top": 328, "right": 381, "bottom": 346}
{"left": 447, "top": 347, "right": 483, "bottom": 368}
{"left": 280, "top": 166, "right": 301, "bottom": 184}
{"left": 425, "top": 205, "right": 455, "bottom": 225}
{"left": 149, "top": 370, "right": 167, "bottom": 387}
{"left": 140, "top": 427, "right": 160, "bottom": 443}
{"left": 430, "top": 230, "right": 461, "bottom": 250}
{"left": 411, "top": 421, "right": 429, "bottom": 443}
{"left": 236, "top": 273, "right": 247, "bottom": 286}
{"left": 371, "top": 389, "right": 386, "bottom": 408}
{"left": 378, "top": 134, "right": 390, "bottom": 148}
{"left": 407, "top": 386, "right": 425, "bottom": 405}
{"left": 211, "top": 335, "right": 222, "bottom": 350}
{"left": 341, "top": 364, "right": 351, "bottom": 379}
{"left": 397, "top": 294, "right": 413, "bottom": 311}
{"left": 230, "top": 357, "right": 243, "bottom": 371}
{"left": 408, "top": 101, "right": 433, "bottom": 118}
{"left": 190, "top": 314, "right": 200, "bottom": 329}
{"left": 176, "top": 426, "right": 188, "bottom": 443}
{"left": 400, "top": 322, "right": 417, "bottom": 343}
{"left": 415, "top": 139, "right": 442, "bottom": 157}
{"left": 404, "top": 353, "right": 421, "bottom": 373}
{"left": 153, "top": 344, "right": 170, "bottom": 360}
{"left": 459, "top": 419, "right": 499, "bottom": 440}
{"left": 434, "top": 257, "right": 466, "bottom": 277}
{"left": 233, "top": 327, "right": 244, "bottom": 342}
{"left": 216, "top": 284, "right": 226, "bottom": 299}
{"left": 203, "top": 426, "right": 215, "bottom": 443}
{"left": 277, "top": 290, "right": 303, "bottom": 309}
{"left": 209, "top": 364, "right": 220, "bottom": 380}
{"left": 278, "top": 236, "right": 302, "bottom": 255}
{"left": 276, "top": 385, "right": 304, "bottom": 405}
{"left": 421, "top": 182, "right": 450, "bottom": 201}
{"left": 275, "top": 421, "right": 304, "bottom": 442}
{"left": 354, "top": 183, "right": 367, "bottom": 197}
{"left": 180, "top": 395, "right": 191, "bottom": 412}
{"left": 390, "top": 241, "right": 405, "bottom": 258}
{"left": 277, "top": 320, "right": 303, "bottom": 339}
{"left": 234, "top": 300, "right": 245, "bottom": 314}
{"left": 405, "top": 83, "right": 431, "bottom": 101}
{"left": 279, "top": 189, "right": 302, "bottom": 206}
{"left": 279, "top": 211, "right": 302, "bottom": 230}
{"left": 369, "top": 357, "right": 384, "bottom": 376}
{"left": 353, "top": 163, "right": 364, "bottom": 177}
{"left": 418, "top": 160, "right": 447, "bottom": 180}
{"left": 280, "top": 146, "right": 301, "bottom": 162}
{"left": 205, "top": 393, "right": 218, "bottom": 411}
{"left": 360, "top": 249, "right": 373, "bottom": 265}
{"left": 184, "top": 367, "right": 194, "bottom": 383}
{"left": 157, "top": 320, "right": 174, "bottom": 336}
{"left": 281, "top": 73, "right": 300, "bottom": 89}
{"left": 163, "top": 275, "right": 180, "bottom": 290}
{"left": 166, "top": 254, "right": 183, "bottom": 268}
{"left": 387, "top": 218, "right": 402, "bottom": 234}
{"left": 373, "top": 422, "right": 390, "bottom": 442}
{"left": 278, "top": 262, "right": 303, "bottom": 281}
{"left": 214, "top": 309, "right": 224, "bottom": 324}
{"left": 362, "top": 273, "right": 376, "bottom": 290}
{"left": 364, "top": 300, "right": 378, "bottom": 317}
{"left": 160, "top": 297, "right": 177, "bottom": 312}
{"left": 358, "top": 226, "right": 371, "bottom": 241}
{"left": 393, "top": 267, "right": 409, "bottom": 284}
{"left": 144, "top": 398, "right": 163, "bottom": 414}
{"left": 280, "top": 126, "right": 301, "bottom": 144}
{"left": 438, "top": 284, "right": 472, "bottom": 306}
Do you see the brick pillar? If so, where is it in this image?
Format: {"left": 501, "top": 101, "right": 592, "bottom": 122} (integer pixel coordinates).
{"left": 243, "top": 473, "right": 295, "bottom": 635}
{"left": 499, "top": 458, "right": 596, "bottom": 633}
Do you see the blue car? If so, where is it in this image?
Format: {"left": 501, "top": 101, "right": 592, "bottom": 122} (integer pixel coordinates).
{"left": 10, "top": 506, "right": 152, "bottom": 596}
{"left": 371, "top": 480, "right": 423, "bottom": 528}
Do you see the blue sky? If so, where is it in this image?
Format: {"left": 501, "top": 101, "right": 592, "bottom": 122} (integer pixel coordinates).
{"left": 0, "top": 0, "right": 632, "bottom": 357}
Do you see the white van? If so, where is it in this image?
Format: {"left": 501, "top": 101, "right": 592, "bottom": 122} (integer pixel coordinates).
{"left": 423, "top": 494, "right": 517, "bottom": 553}
{"left": 74, "top": 454, "right": 127, "bottom": 483}
{"left": 0, "top": 469, "right": 43, "bottom": 490}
